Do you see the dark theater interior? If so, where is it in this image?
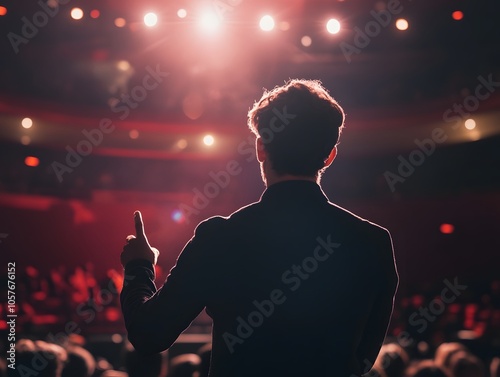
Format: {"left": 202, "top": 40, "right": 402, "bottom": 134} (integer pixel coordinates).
{"left": 0, "top": 0, "right": 499, "bottom": 376}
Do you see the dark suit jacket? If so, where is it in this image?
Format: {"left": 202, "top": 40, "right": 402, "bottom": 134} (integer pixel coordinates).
{"left": 121, "top": 180, "right": 398, "bottom": 377}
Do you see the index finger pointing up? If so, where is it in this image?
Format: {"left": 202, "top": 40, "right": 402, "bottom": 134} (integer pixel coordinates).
{"left": 134, "top": 210, "right": 146, "bottom": 239}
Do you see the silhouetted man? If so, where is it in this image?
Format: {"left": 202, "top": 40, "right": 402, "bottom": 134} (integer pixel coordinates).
{"left": 120, "top": 79, "right": 398, "bottom": 377}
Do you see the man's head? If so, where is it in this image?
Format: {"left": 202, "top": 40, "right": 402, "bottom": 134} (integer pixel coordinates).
{"left": 248, "top": 79, "right": 345, "bottom": 184}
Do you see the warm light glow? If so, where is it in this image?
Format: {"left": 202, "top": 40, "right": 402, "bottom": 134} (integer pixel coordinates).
{"left": 90, "top": 9, "right": 100, "bottom": 19}
{"left": 177, "top": 9, "right": 187, "bottom": 19}
{"left": 117, "top": 60, "right": 131, "bottom": 71}
{"left": 70, "top": 8, "right": 84, "bottom": 20}
{"left": 114, "top": 17, "right": 126, "bottom": 28}
{"left": 0, "top": 6, "right": 7, "bottom": 16}
{"left": 452, "top": 11, "right": 464, "bottom": 21}
{"left": 25, "top": 156, "right": 40, "bottom": 167}
{"left": 259, "top": 15, "right": 275, "bottom": 31}
{"left": 440, "top": 223, "right": 455, "bottom": 234}
{"left": 177, "top": 139, "right": 188, "bottom": 149}
{"left": 200, "top": 11, "right": 221, "bottom": 32}
{"left": 22, "top": 117, "right": 33, "bottom": 129}
{"left": 464, "top": 119, "right": 476, "bottom": 130}
{"left": 326, "top": 19, "right": 341, "bottom": 34}
{"left": 301, "top": 35, "right": 312, "bottom": 47}
{"left": 395, "top": 18, "right": 409, "bottom": 31}
{"left": 111, "top": 334, "right": 123, "bottom": 343}
{"left": 144, "top": 12, "right": 158, "bottom": 27}
{"left": 129, "top": 129, "right": 139, "bottom": 139}
{"left": 21, "top": 136, "right": 31, "bottom": 145}
{"left": 203, "top": 134, "right": 215, "bottom": 146}
{"left": 279, "top": 21, "right": 290, "bottom": 31}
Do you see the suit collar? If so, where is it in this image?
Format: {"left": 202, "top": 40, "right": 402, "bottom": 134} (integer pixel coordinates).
{"left": 260, "top": 180, "right": 329, "bottom": 204}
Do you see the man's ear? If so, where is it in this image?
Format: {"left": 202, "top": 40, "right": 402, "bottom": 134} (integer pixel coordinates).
{"left": 324, "top": 146, "right": 337, "bottom": 168}
{"left": 256, "top": 137, "right": 267, "bottom": 162}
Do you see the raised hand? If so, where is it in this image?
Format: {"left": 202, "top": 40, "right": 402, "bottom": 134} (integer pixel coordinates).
{"left": 121, "top": 211, "right": 159, "bottom": 267}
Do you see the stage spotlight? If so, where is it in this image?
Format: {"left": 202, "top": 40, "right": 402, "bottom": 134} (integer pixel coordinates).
{"left": 200, "top": 11, "right": 221, "bottom": 32}
{"left": 0, "top": 6, "right": 7, "bottom": 16}
{"left": 25, "top": 156, "right": 40, "bottom": 167}
{"left": 440, "top": 223, "right": 455, "bottom": 234}
{"left": 464, "top": 119, "right": 476, "bottom": 130}
{"left": 177, "top": 9, "right": 187, "bottom": 19}
{"left": 203, "top": 134, "right": 215, "bottom": 146}
{"left": 301, "top": 35, "right": 312, "bottom": 47}
{"left": 22, "top": 117, "right": 33, "bottom": 129}
{"left": 144, "top": 12, "right": 158, "bottom": 27}
{"left": 114, "top": 17, "right": 126, "bottom": 28}
{"left": 260, "top": 15, "right": 275, "bottom": 31}
{"left": 395, "top": 18, "right": 409, "bottom": 31}
{"left": 452, "top": 11, "right": 464, "bottom": 21}
{"left": 326, "top": 18, "right": 341, "bottom": 34}
{"left": 70, "top": 7, "right": 84, "bottom": 20}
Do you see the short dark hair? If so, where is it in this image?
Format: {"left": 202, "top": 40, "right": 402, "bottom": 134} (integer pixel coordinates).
{"left": 248, "top": 79, "right": 345, "bottom": 177}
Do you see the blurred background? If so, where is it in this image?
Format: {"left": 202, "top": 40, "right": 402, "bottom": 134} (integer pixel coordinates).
{"left": 0, "top": 0, "right": 499, "bottom": 373}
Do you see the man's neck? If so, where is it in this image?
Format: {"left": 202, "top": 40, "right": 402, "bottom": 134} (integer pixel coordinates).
{"left": 265, "top": 174, "right": 318, "bottom": 187}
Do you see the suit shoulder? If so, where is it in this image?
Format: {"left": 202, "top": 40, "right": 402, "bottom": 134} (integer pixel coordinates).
{"left": 327, "top": 201, "right": 391, "bottom": 238}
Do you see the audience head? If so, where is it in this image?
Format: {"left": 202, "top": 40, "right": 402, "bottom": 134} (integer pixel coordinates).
{"left": 434, "top": 342, "right": 468, "bottom": 373}
{"left": 375, "top": 343, "right": 410, "bottom": 377}
{"left": 61, "top": 345, "right": 95, "bottom": 377}
{"left": 449, "top": 351, "right": 485, "bottom": 377}
{"left": 124, "top": 342, "right": 167, "bottom": 377}
{"left": 168, "top": 353, "right": 201, "bottom": 377}
{"left": 197, "top": 343, "right": 212, "bottom": 377}
{"left": 16, "top": 339, "right": 67, "bottom": 377}
{"left": 406, "top": 360, "right": 448, "bottom": 377}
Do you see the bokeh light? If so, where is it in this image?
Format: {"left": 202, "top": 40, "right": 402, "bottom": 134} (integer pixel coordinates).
{"left": 464, "top": 119, "right": 476, "bottom": 130}
{"left": 326, "top": 19, "right": 341, "bottom": 34}
{"left": 452, "top": 11, "right": 464, "bottom": 21}
{"left": 171, "top": 209, "right": 185, "bottom": 223}
{"left": 90, "top": 9, "right": 100, "bottom": 19}
{"left": 301, "top": 35, "right": 312, "bottom": 47}
{"left": 0, "top": 6, "right": 7, "bottom": 16}
{"left": 144, "top": 12, "right": 158, "bottom": 27}
{"left": 260, "top": 15, "right": 275, "bottom": 31}
{"left": 200, "top": 11, "right": 221, "bottom": 32}
{"left": 395, "top": 18, "right": 409, "bottom": 31}
{"left": 203, "top": 134, "right": 215, "bottom": 146}
{"left": 25, "top": 156, "right": 40, "bottom": 167}
{"left": 21, "top": 136, "right": 31, "bottom": 145}
{"left": 22, "top": 117, "right": 33, "bottom": 129}
{"left": 70, "top": 8, "right": 84, "bottom": 20}
{"left": 440, "top": 223, "right": 455, "bottom": 234}
{"left": 129, "top": 129, "right": 139, "bottom": 139}
{"left": 114, "top": 18, "right": 126, "bottom": 28}
{"left": 177, "top": 139, "right": 188, "bottom": 149}
{"left": 177, "top": 9, "right": 187, "bottom": 19}
{"left": 117, "top": 60, "right": 131, "bottom": 71}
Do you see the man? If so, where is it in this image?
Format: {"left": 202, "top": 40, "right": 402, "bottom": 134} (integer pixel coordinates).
{"left": 120, "top": 79, "right": 398, "bottom": 377}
